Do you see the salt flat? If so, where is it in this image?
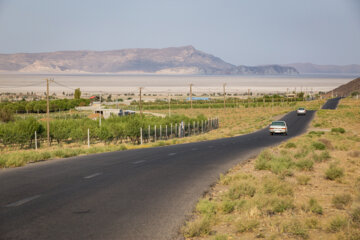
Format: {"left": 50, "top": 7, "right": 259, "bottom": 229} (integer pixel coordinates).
{"left": 0, "top": 73, "right": 356, "bottom": 95}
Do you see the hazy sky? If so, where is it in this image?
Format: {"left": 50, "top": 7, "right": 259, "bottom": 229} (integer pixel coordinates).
{"left": 0, "top": 0, "right": 359, "bottom": 65}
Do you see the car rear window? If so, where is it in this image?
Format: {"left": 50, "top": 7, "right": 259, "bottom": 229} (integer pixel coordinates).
{"left": 299, "top": 108, "right": 305, "bottom": 110}
{"left": 271, "top": 121, "right": 285, "bottom": 126}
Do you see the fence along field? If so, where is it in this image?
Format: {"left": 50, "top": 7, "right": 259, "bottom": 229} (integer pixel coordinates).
{"left": 0, "top": 113, "right": 218, "bottom": 149}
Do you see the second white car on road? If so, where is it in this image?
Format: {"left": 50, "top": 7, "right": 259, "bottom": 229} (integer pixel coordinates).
{"left": 297, "top": 107, "right": 306, "bottom": 116}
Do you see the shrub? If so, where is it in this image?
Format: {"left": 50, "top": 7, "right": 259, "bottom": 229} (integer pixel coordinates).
{"left": 296, "top": 175, "right": 311, "bottom": 185}
{"left": 318, "top": 138, "right": 334, "bottom": 150}
{"left": 332, "top": 194, "right": 352, "bottom": 209}
{"left": 0, "top": 107, "right": 14, "bottom": 122}
{"left": 308, "top": 198, "right": 323, "bottom": 214}
{"left": 227, "top": 183, "right": 256, "bottom": 200}
{"left": 183, "top": 216, "right": 212, "bottom": 237}
{"left": 331, "top": 127, "right": 345, "bottom": 134}
{"left": 312, "top": 142, "right": 326, "bottom": 150}
{"left": 271, "top": 198, "right": 294, "bottom": 213}
{"left": 196, "top": 199, "right": 216, "bottom": 216}
{"left": 351, "top": 207, "right": 360, "bottom": 225}
{"left": 327, "top": 216, "right": 347, "bottom": 233}
{"left": 294, "top": 148, "right": 310, "bottom": 159}
{"left": 308, "top": 131, "right": 325, "bottom": 137}
{"left": 305, "top": 218, "right": 319, "bottom": 229}
{"left": 283, "top": 220, "right": 309, "bottom": 239}
{"left": 221, "top": 201, "right": 236, "bottom": 214}
{"left": 236, "top": 219, "right": 259, "bottom": 233}
{"left": 255, "top": 150, "right": 273, "bottom": 170}
{"left": 263, "top": 179, "right": 293, "bottom": 196}
{"left": 285, "top": 142, "right": 296, "bottom": 148}
{"left": 325, "top": 164, "right": 344, "bottom": 180}
{"left": 296, "top": 159, "right": 314, "bottom": 171}
{"left": 214, "top": 234, "right": 228, "bottom": 240}
{"left": 313, "top": 151, "right": 331, "bottom": 162}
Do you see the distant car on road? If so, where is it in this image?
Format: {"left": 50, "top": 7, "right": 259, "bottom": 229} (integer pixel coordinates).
{"left": 269, "top": 121, "right": 288, "bottom": 135}
{"left": 297, "top": 107, "right": 306, "bottom": 116}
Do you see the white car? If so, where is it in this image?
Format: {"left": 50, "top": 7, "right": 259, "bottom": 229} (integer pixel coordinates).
{"left": 269, "top": 121, "right": 288, "bottom": 135}
{"left": 297, "top": 107, "right": 306, "bottom": 116}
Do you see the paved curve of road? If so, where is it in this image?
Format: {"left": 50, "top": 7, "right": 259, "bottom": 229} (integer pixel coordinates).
{"left": 0, "top": 98, "right": 340, "bottom": 240}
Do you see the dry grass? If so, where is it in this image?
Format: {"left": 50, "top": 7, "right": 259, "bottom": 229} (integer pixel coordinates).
{"left": 183, "top": 98, "right": 360, "bottom": 240}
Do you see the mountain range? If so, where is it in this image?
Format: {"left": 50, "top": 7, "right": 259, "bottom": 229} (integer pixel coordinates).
{"left": 0, "top": 46, "right": 298, "bottom": 75}
{"left": 0, "top": 46, "right": 358, "bottom": 75}
{"left": 286, "top": 63, "right": 360, "bottom": 74}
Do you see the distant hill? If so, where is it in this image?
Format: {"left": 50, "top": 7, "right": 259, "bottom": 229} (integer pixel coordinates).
{"left": 286, "top": 63, "right": 360, "bottom": 74}
{"left": 325, "top": 77, "right": 360, "bottom": 97}
{"left": 0, "top": 46, "right": 298, "bottom": 75}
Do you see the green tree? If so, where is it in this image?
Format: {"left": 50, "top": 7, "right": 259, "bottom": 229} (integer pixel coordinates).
{"left": 74, "top": 88, "right": 81, "bottom": 99}
{"left": 0, "top": 107, "right": 14, "bottom": 122}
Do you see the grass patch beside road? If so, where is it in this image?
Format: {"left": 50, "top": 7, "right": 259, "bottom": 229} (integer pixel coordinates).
{"left": 182, "top": 98, "right": 360, "bottom": 240}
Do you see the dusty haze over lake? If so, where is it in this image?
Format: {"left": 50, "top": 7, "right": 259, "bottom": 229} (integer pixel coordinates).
{"left": 0, "top": 74, "right": 357, "bottom": 95}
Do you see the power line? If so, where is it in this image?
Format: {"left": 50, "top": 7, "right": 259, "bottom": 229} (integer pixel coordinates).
{"left": 0, "top": 81, "right": 44, "bottom": 89}
{"left": 52, "top": 80, "right": 76, "bottom": 90}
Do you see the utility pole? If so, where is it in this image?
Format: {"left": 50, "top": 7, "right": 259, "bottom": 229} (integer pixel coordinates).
{"left": 168, "top": 91, "right": 171, "bottom": 116}
{"left": 190, "top": 83, "right": 193, "bottom": 109}
{"left": 139, "top": 87, "right": 143, "bottom": 116}
{"left": 99, "top": 91, "right": 102, "bottom": 127}
{"left": 223, "top": 83, "right": 226, "bottom": 109}
{"left": 45, "top": 78, "right": 53, "bottom": 146}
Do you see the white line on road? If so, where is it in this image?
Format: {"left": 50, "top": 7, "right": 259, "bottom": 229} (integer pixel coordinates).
{"left": 133, "top": 160, "right": 145, "bottom": 164}
{"left": 84, "top": 172, "right": 103, "bottom": 179}
{"left": 5, "top": 195, "right": 41, "bottom": 207}
{"left": 168, "top": 153, "right": 177, "bottom": 156}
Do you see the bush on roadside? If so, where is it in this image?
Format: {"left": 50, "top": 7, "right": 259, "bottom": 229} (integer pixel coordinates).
{"left": 236, "top": 219, "right": 259, "bottom": 233}
{"left": 312, "top": 142, "right": 326, "bottom": 150}
{"left": 332, "top": 194, "right": 352, "bottom": 209}
{"left": 325, "top": 164, "right": 344, "bottom": 180}
{"left": 327, "top": 216, "right": 347, "bottom": 233}
{"left": 285, "top": 142, "right": 296, "bottom": 148}
{"left": 283, "top": 220, "right": 309, "bottom": 239}
{"left": 183, "top": 216, "right": 212, "bottom": 237}
{"left": 296, "top": 175, "right": 311, "bottom": 185}
{"left": 331, "top": 127, "right": 346, "bottom": 134}
{"left": 308, "top": 198, "right": 323, "bottom": 215}
{"left": 296, "top": 159, "right": 314, "bottom": 171}
{"left": 227, "top": 183, "right": 256, "bottom": 200}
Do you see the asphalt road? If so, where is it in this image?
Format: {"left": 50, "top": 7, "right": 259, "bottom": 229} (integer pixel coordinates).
{"left": 0, "top": 99, "right": 338, "bottom": 240}
{"left": 322, "top": 97, "right": 342, "bottom": 109}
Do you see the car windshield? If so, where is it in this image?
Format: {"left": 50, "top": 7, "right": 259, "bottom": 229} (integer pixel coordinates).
{"left": 299, "top": 108, "right": 305, "bottom": 110}
{"left": 271, "top": 121, "right": 285, "bottom": 126}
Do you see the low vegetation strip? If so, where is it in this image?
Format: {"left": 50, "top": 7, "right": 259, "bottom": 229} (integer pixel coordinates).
{"left": 182, "top": 98, "right": 360, "bottom": 240}
{"left": 0, "top": 99, "right": 323, "bottom": 168}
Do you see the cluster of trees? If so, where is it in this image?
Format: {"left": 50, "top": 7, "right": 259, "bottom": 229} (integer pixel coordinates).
{"left": 0, "top": 114, "right": 206, "bottom": 148}
{"left": 128, "top": 101, "right": 298, "bottom": 110}
{"left": 0, "top": 98, "right": 90, "bottom": 116}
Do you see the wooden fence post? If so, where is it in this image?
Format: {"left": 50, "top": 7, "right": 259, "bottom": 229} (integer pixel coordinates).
{"left": 154, "top": 125, "right": 157, "bottom": 142}
{"left": 140, "top": 127, "right": 143, "bottom": 145}
{"left": 87, "top": 128, "right": 90, "bottom": 148}
{"left": 35, "top": 131, "right": 38, "bottom": 150}
{"left": 160, "top": 125, "right": 162, "bottom": 140}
